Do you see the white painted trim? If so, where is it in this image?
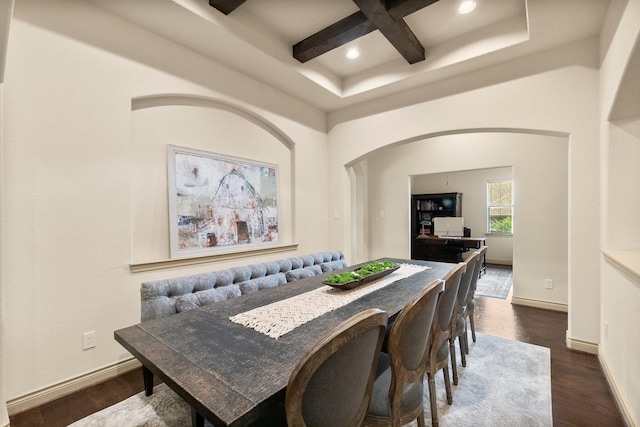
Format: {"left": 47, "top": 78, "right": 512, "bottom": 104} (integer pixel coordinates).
{"left": 130, "top": 243, "right": 299, "bottom": 273}
{"left": 565, "top": 334, "right": 598, "bottom": 354}
{"left": 6, "top": 358, "right": 140, "bottom": 415}
{"left": 603, "top": 249, "right": 640, "bottom": 284}
{"left": 599, "top": 351, "right": 637, "bottom": 427}
{"left": 485, "top": 258, "right": 512, "bottom": 266}
{"left": 511, "top": 296, "right": 568, "bottom": 313}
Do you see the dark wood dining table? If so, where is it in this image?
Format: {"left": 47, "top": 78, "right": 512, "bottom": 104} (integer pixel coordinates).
{"left": 114, "top": 258, "right": 457, "bottom": 427}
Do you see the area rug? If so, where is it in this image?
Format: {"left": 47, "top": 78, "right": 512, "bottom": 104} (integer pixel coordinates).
{"left": 69, "top": 334, "right": 551, "bottom": 427}
{"left": 417, "top": 333, "right": 552, "bottom": 427}
{"left": 475, "top": 265, "right": 513, "bottom": 299}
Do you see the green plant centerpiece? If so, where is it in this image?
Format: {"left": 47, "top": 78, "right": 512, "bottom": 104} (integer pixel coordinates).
{"left": 323, "top": 260, "right": 399, "bottom": 290}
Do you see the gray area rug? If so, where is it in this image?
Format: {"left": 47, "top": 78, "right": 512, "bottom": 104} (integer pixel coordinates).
{"left": 70, "top": 334, "right": 551, "bottom": 427}
{"left": 475, "top": 265, "right": 513, "bottom": 299}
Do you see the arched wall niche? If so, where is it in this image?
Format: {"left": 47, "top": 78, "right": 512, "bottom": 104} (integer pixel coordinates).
{"left": 346, "top": 128, "right": 570, "bottom": 307}
{"left": 130, "top": 94, "right": 296, "bottom": 265}
{"left": 132, "top": 94, "right": 296, "bottom": 150}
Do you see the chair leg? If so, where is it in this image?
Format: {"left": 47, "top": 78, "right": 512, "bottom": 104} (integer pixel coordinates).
{"left": 469, "top": 311, "right": 477, "bottom": 343}
{"left": 427, "top": 372, "right": 439, "bottom": 427}
{"left": 458, "top": 335, "right": 466, "bottom": 367}
{"left": 449, "top": 338, "right": 459, "bottom": 385}
{"left": 463, "top": 320, "right": 470, "bottom": 354}
{"left": 442, "top": 367, "right": 453, "bottom": 405}
{"left": 417, "top": 408, "right": 426, "bottom": 427}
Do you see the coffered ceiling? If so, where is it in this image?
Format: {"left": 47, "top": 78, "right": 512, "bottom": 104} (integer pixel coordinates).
{"left": 86, "top": 0, "right": 611, "bottom": 112}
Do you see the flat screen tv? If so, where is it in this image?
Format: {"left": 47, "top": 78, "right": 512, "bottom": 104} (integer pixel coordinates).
{"left": 433, "top": 217, "right": 464, "bottom": 237}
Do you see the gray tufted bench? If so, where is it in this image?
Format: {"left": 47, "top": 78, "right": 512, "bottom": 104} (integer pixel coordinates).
{"left": 141, "top": 251, "right": 347, "bottom": 322}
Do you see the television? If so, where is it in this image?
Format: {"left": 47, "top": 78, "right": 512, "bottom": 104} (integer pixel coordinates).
{"left": 433, "top": 217, "right": 464, "bottom": 237}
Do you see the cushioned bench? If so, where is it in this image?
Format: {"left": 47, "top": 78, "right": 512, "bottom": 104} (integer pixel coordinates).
{"left": 141, "top": 251, "right": 347, "bottom": 322}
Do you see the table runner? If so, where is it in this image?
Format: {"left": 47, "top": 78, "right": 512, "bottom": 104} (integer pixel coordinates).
{"left": 229, "top": 263, "right": 429, "bottom": 338}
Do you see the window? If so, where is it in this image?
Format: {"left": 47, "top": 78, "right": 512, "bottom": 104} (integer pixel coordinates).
{"left": 487, "top": 181, "right": 513, "bottom": 233}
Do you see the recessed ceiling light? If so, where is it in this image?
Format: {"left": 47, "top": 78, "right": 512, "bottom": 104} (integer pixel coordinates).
{"left": 346, "top": 48, "right": 360, "bottom": 59}
{"left": 458, "top": 1, "right": 477, "bottom": 14}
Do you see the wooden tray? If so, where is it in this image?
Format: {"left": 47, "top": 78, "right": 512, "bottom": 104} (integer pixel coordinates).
{"left": 324, "top": 264, "right": 400, "bottom": 290}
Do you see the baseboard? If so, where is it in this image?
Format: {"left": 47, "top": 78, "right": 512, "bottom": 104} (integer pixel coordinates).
{"left": 6, "top": 358, "right": 141, "bottom": 415}
{"left": 599, "top": 350, "right": 637, "bottom": 427}
{"left": 485, "top": 259, "right": 512, "bottom": 266}
{"left": 511, "top": 296, "right": 568, "bottom": 313}
{"left": 565, "top": 334, "right": 598, "bottom": 354}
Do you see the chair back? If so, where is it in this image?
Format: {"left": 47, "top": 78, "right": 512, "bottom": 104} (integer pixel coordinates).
{"left": 456, "top": 251, "right": 479, "bottom": 312}
{"left": 467, "top": 246, "right": 487, "bottom": 300}
{"left": 286, "top": 308, "right": 388, "bottom": 427}
{"left": 385, "top": 280, "right": 445, "bottom": 423}
{"left": 432, "top": 262, "right": 467, "bottom": 337}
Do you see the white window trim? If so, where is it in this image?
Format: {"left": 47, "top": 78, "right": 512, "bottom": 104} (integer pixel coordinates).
{"left": 487, "top": 180, "right": 514, "bottom": 234}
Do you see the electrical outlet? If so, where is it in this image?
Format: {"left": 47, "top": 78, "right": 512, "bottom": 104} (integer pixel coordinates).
{"left": 544, "top": 279, "right": 553, "bottom": 289}
{"left": 604, "top": 321, "right": 608, "bottom": 339}
{"left": 83, "top": 331, "right": 96, "bottom": 350}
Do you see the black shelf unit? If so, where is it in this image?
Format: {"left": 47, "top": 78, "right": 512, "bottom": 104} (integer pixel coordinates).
{"left": 411, "top": 192, "right": 462, "bottom": 258}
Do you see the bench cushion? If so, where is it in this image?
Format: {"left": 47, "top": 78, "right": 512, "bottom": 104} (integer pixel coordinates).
{"left": 239, "top": 273, "right": 287, "bottom": 294}
{"left": 175, "top": 285, "right": 242, "bottom": 313}
{"left": 285, "top": 265, "right": 323, "bottom": 282}
{"left": 141, "top": 251, "right": 346, "bottom": 321}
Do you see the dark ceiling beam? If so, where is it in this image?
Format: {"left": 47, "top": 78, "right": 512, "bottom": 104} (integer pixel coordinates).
{"left": 208, "top": 0, "right": 246, "bottom": 16}
{"left": 293, "top": 0, "right": 438, "bottom": 64}
{"left": 353, "top": 0, "right": 424, "bottom": 64}
{"left": 293, "top": 12, "right": 377, "bottom": 63}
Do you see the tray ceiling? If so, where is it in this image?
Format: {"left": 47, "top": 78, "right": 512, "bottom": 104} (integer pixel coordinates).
{"left": 86, "top": 0, "right": 610, "bottom": 112}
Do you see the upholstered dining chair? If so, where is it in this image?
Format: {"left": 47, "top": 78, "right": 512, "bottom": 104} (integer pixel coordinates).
{"left": 364, "top": 279, "right": 444, "bottom": 427}
{"left": 285, "top": 308, "right": 388, "bottom": 427}
{"left": 449, "top": 251, "right": 480, "bottom": 385}
{"left": 464, "top": 246, "right": 488, "bottom": 347}
{"left": 425, "top": 262, "right": 466, "bottom": 427}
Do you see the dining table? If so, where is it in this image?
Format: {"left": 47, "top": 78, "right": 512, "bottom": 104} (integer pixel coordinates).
{"left": 114, "top": 258, "right": 457, "bottom": 427}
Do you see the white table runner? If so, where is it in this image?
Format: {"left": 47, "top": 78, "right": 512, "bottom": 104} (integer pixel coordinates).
{"left": 229, "top": 263, "right": 429, "bottom": 339}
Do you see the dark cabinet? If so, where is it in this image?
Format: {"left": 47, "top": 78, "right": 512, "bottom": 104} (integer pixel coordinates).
{"left": 411, "top": 192, "right": 462, "bottom": 260}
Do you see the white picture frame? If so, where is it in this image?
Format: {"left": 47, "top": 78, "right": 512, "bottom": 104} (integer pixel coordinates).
{"left": 167, "top": 145, "right": 279, "bottom": 258}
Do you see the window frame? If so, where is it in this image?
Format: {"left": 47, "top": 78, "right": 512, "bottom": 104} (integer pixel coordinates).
{"left": 486, "top": 180, "right": 514, "bottom": 235}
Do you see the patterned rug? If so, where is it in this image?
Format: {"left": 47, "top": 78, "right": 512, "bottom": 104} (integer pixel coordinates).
{"left": 70, "top": 334, "right": 551, "bottom": 427}
{"left": 475, "top": 265, "right": 513, "bottom": 299}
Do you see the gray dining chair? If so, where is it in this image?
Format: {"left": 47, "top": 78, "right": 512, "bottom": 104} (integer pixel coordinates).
{"left": 449, "top": 250, "right": 480, "bottom": 384}
{"left": 285, "top": 308, "right": 388, "bottom": 427}
{"left": 365, "top": 279, "right": 445, "bottom": 427}
{"left": 425, "top": 262, "right": 466, "bottom": 427}
{"left": 464, "top": 246, "right": 488, "bottom": 347}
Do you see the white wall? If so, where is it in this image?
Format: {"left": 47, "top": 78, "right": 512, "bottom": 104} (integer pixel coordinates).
{"left": 364, "top": 133, "right": 567, "bottom": 305}
{"left": 0, "top": 83, "right": 9, "bottom": 427}
{"left": 1, "top": 1, "right": 638, "bottom": 424}
{"left": 130, "top": 101, "right": 294, "bottom": 262}
{"left": 0, "top": 4, "right": 9, "bottom": 423}
{"left": 599, "top": 0, "right": 640, "bottom": 423}
{"left": 412, "top": 167, "right": 514, "bottom": 265}
{"left": 1, "top": 0, "right": 329, "bottom": 403}
{"left": 601, "top": 255, "right": 640, "bottom": 425}
{"left": 328, "top": 38, "right": 600, "bottom": 343}
{"left": 0, "top": 6, "right": 12, "bottom": 422}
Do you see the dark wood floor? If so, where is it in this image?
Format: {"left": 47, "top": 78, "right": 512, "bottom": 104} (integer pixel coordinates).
{"left": 10, "top": 274, "right": 625, "bottom": 426}
{"left": 474, "top": 290, "right": 624, "bottom": 426}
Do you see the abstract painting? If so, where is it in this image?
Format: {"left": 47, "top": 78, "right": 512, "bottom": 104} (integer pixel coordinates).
{"left": 167, "top": 145, "right": 278, "bottom": 258}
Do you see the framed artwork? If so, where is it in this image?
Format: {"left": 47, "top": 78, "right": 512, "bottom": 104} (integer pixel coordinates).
{"left": 167, "top": 145, "right": 279, "bottom": 258}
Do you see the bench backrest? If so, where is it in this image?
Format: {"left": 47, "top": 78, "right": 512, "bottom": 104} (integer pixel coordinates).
{"left": 141, "top": 251, "right": 347, "bottom": 321}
